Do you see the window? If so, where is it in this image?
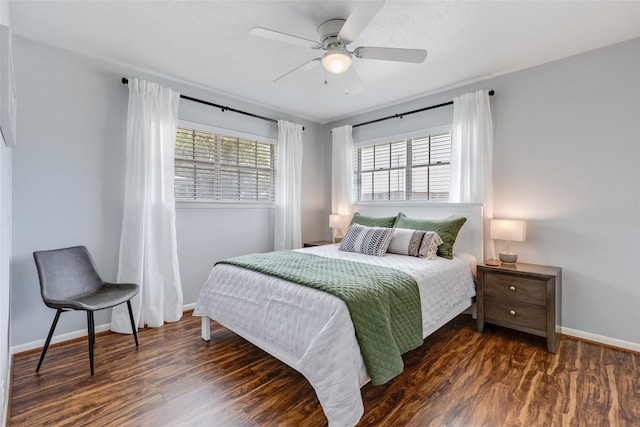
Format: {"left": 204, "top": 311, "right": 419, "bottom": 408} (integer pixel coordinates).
{"left": 175, "top": 125, "right": 276, "bottom": 202}
{"left": 355, "top": 131, "right": 451, "bottom": 201}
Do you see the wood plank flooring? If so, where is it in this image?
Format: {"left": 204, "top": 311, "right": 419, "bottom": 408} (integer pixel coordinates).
{"left": 8, "top": 311, "right": 640, "bottom": 426}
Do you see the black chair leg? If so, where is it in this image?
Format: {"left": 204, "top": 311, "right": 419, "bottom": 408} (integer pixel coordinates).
{"left": 126, "top": 300, "right": 139, "bottom": 347}
{"left": 36, "top": 308, "right": 62, "bottom": 372}
{"left": 87, "top": 311, "right": 95, "bottom": 375}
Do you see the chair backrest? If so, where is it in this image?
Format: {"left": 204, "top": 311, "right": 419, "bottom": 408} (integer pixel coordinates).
{"left": 33, "top": 246, "right": 104, "bottom": 305}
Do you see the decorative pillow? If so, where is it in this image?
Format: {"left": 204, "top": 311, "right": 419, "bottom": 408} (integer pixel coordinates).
{"left": 338, "top": 224, "right": 395, "bottom": 257}
{"left": 387, "top": 228, "right": 443, "bottom": 259}
{"left": 350, "top": 212, "right": 397, "bottom": 228}
{"left": 394, "top": 213, "right": 466, "bottom": 260}
{"left": 419, "top": 231, "right": 444, "bottom": 260}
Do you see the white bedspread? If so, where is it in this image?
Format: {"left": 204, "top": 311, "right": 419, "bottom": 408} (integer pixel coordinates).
{"left": 194, "top": 245, "right": 476, "bottom": 427}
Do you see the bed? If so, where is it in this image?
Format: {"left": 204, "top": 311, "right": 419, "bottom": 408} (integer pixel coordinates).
{"left": 194, "top": 204, "right": 484, "bottom": 426}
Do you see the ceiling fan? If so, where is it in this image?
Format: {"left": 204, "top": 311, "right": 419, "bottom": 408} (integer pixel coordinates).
{"left": 249, "top": 0, "right": 427, "bottom": 93}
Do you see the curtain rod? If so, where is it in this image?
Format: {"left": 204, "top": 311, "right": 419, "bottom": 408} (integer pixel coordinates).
{"left": 352, "top": 90, "right": 495, "bottom": 129}
{"left": 121, "top": 77, "right": 280, "bottom": 126}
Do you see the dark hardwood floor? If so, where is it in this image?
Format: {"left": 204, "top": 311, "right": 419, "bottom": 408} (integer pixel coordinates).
{"left": 8, "top": 311, "right": 640, "bottom": 426}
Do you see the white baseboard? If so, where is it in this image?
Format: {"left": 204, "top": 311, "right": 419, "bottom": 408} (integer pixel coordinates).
{"left": 11, "top": 323, "right": 112, "bottom": 355}
{"left": 11, "top": 304, "right": 198, "bottom": 355}
{"left": 559, "top": 326, "right": 640, "bottom": 353}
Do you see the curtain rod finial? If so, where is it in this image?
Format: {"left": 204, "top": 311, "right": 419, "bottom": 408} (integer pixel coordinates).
{"left": 121, "top": 77, "right": 128, "bottom": 85}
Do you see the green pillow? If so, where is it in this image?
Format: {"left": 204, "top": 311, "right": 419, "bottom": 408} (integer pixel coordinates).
{"left": 350, "top": 212, "right": 398, "bottom": 228}
{"left": 394, "top": 212, "right": 467, "bottom": 259}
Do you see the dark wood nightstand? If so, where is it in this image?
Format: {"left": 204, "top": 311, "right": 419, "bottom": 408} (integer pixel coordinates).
{"left": 303, "top": 241, "right": 335, "bottom": 247}
{"left": 476, "top": 262, "right": 562, "bottom": 353}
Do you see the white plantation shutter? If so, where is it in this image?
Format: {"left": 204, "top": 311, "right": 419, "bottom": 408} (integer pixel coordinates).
{"left": 175, "top": 127, "right": 276, "bottom": 202}
{"left": 355, "top": 131, "right": 451, "bottom": 201}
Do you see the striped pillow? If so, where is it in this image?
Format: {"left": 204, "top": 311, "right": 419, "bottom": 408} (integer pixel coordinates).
{"left": 338, "top": 224, "right": 394, "bottom": 257}
{"left": 387, "top": 228, "right": 443, "bottom": 259}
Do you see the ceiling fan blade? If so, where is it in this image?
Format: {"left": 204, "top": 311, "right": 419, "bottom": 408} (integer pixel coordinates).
{"left": 355, "top": 47, "right": 428, "bottom": 63}
{"left": 274, "top": 58, "right": 321, "bottom": 83}
{"left": 340, "top": 67, "right": 365, "bottom": 95}
{"left": 250, "top": 27, "right": 322, "bottom": 49}
{"left": 338, "top": 0, "right": 385, "bottom": 43}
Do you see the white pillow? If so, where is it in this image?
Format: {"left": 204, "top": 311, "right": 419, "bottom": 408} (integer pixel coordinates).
{"left": 387, "top": 228, "right": 443, "bottom": 259}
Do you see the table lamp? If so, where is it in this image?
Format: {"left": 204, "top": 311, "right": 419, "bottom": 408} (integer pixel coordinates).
{"left": 490, "top": 219, "right": 527, "bottom": 264}
{"left": 329, "top": 214, "right": 351, "bottom": 243}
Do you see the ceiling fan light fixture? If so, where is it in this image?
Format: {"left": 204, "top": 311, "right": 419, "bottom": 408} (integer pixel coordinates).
{"left": 321, "top": 46, "right": 352, "bottom": 75}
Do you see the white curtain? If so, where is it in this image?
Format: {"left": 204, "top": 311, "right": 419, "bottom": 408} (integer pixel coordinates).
{"left": 449, "top": 89, "right": 495, "bottom": 259}
{"left": 331, "top": 125, "right": 355, "bottom": 238}
{"left": 331, "top": 124, "right": 354, "bottom": 214}
{"left": 111, "top": 78, "right": 183, "bottom": 333}
{"left": 274, "top": 120, "right": 303, "bottom": 250}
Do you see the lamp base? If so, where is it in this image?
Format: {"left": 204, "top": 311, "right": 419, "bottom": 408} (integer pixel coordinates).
{"left": 498, "top": 253, "right": 518, "bottom": 264}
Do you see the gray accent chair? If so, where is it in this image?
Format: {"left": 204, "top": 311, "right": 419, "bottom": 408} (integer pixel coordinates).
{"left": 33, "top": 246, "right": 139, "bottom": 375}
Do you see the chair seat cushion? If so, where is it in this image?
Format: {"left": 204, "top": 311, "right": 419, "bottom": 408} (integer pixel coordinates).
{"left": 47, "top": 283, "right": 139, "bottom": 311}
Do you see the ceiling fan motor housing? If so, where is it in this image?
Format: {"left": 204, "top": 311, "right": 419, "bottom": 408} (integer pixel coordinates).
{"left": 317, "top": 19, "right": 353, "bottom": 74}
{"left": 318, "top": 19, "right": 348, "bottom": 48}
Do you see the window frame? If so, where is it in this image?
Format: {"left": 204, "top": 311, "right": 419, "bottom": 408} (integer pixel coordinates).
{"left": 174, "top": 120, "right": 277, "bottom": 209}
{"left": 354, "top": 126, "right": 452, "bottom": 204}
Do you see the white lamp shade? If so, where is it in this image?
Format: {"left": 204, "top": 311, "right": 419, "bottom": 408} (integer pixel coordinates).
{"left": 329, "top": 214, "right": 351, "bottom": 229}
{"left": 490, "top": 219, "right": 526, "bottom": 242}
{"left": 321, "top": 47, "right": 353, "bottom": 74}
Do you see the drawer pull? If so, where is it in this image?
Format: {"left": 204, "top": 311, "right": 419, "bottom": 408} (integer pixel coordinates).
{"left": 509, "top": 285, "right": 516, "bottom": 291}
{"left": 509, "top": 310, "right": 516, "bottom": 316}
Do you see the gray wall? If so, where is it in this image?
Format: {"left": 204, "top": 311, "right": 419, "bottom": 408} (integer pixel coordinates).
{"left": 324, "top": 38, "right": 640, "bottom": 348}
{"left": 10, "top": 37, "right": 326, "bottom": 348}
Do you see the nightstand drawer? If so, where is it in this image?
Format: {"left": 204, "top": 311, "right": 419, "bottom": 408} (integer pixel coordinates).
{"left": 483, "top": 272, "right": 546, "bottom": 305}
{"left": 485, "top": 296, "right": 546, "bottom": 332}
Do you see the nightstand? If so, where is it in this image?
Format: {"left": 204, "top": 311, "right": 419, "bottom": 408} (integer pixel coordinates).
{"left": 476, "top": 262, "right": 561, "bottom": 353}
{"left": 303, "top": 241, "right": 335, "bottom": 247}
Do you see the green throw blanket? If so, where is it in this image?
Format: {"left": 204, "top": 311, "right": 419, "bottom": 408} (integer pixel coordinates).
{"left": 217, "top": 250, "right": 423, "bottom": 385}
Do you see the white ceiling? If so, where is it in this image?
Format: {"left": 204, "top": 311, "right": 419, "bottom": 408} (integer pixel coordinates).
{"left": 9, "top": 0, "right": 640, "bottom": 123}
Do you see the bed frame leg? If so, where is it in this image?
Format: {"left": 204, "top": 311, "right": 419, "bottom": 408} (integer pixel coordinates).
{"left": 201, "top": 316, "right": 211, "bottom": 341}
{"left": 462, "top": 301, "right": 478, "bottom": 319}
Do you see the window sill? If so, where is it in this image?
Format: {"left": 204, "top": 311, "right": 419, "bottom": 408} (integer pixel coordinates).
{"left": 355, "top": 201, "right": 483, "bottom": 208}
{"left": 176, "top": 201, "right": 276, "bottom": 209}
